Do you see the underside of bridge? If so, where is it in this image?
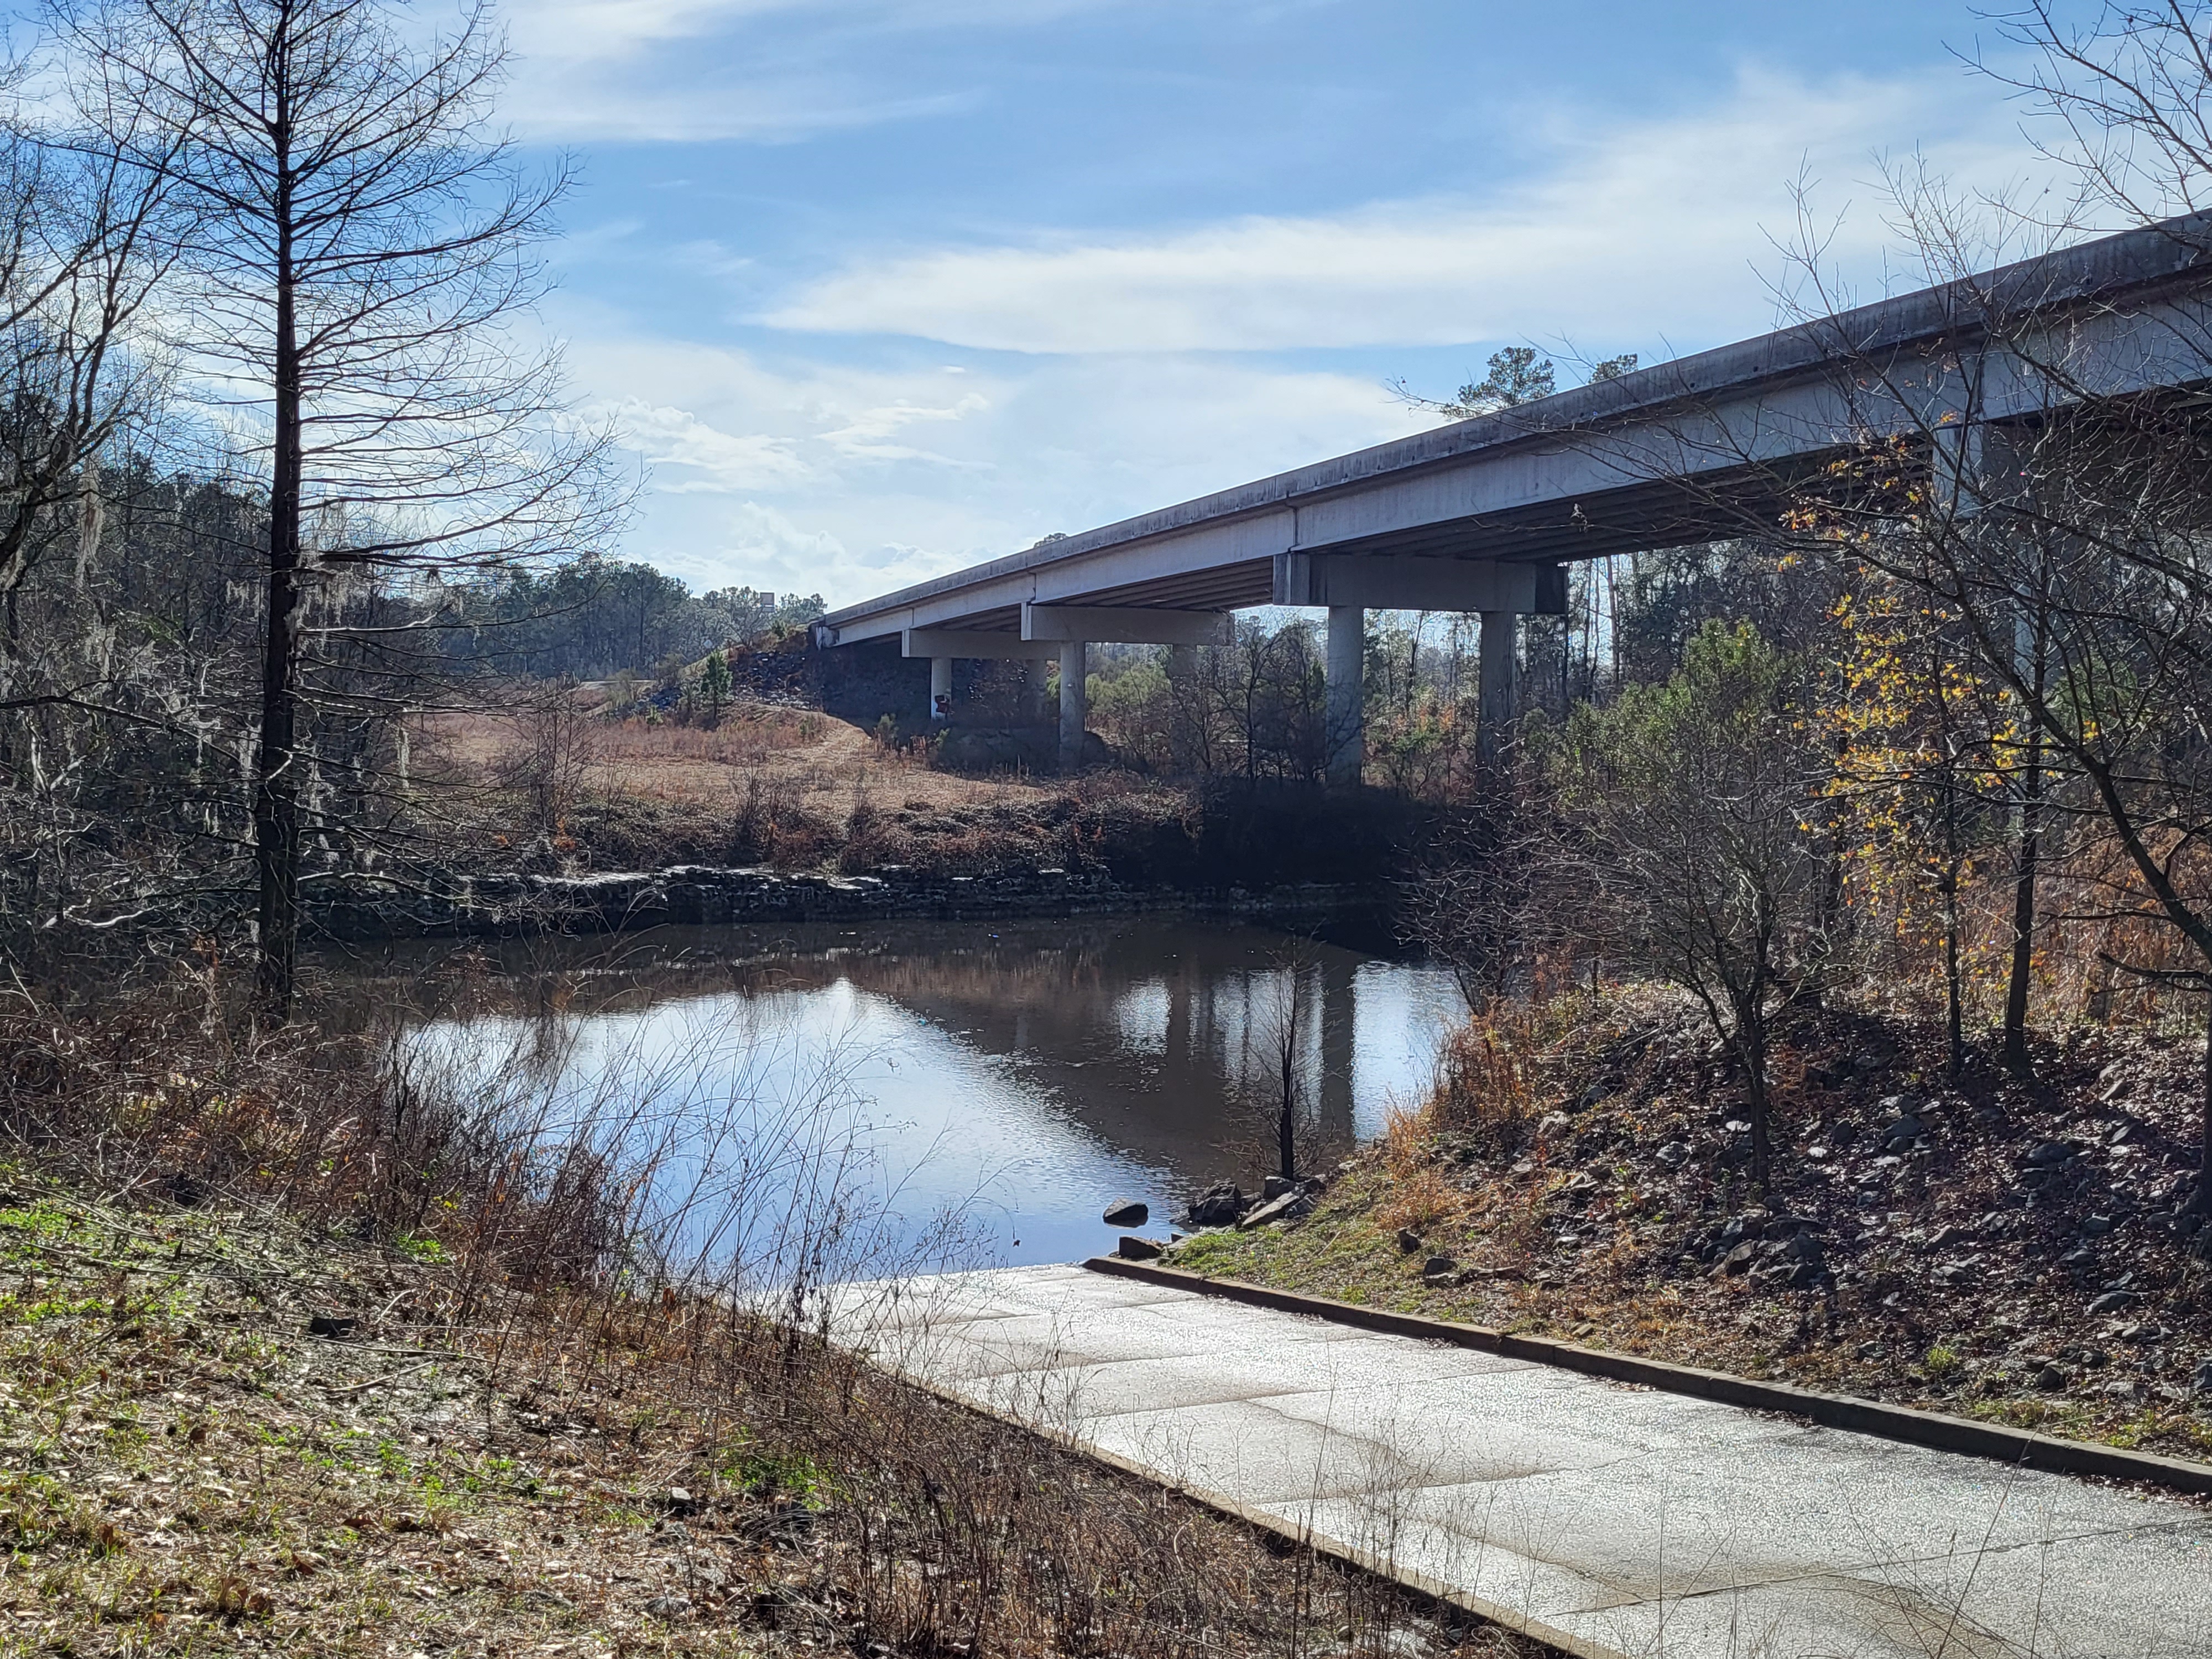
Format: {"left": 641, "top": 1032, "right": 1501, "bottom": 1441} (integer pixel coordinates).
{"left": 814, "top": 213, "right": 2212, "bottom": 775}
{"left": 819, "top": 465, "right": 1807, "bottom": 779}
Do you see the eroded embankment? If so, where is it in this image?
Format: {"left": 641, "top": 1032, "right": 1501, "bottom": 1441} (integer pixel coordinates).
{"left": 1160, "top": 991, "right": 2212, "bottom": 1471}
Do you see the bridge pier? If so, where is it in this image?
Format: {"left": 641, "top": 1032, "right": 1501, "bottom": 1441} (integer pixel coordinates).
{"left": 1477, "top": 610, "right": 1518, "bottom": 771}
{"left": 928, "top": 655, "right": 952, "bottom": 722}
{"left": 1325, "top": 604, "right": 1364, "bottom": 785}
{"left": 1167, "top": 644, "right": 1197, "bottom": 773}
{"left": 1058, "top": 640, "right": 1087, "bottom": 772}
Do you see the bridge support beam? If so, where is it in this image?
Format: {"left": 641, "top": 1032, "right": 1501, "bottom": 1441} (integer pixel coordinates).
{"left": 1275, "top": 551, "right": 1564, "bottom": 615}
{"left": 1058, "top": 640, "right": 1087, "bottom": 773}
{"left": 1024, "top": 603, "right": 1226, "bottom": 645}
{"left": 928, "top": 655, "right": 952, "bottom": 722}
{"left": 1478, "top": 610, "right": 1518, "bottom": 773}
{"left": 902, "top": 628, "right": 1052, "bottom": 660}
{"left": 1326, "top": 604, "right": 1364, "bottom": 786}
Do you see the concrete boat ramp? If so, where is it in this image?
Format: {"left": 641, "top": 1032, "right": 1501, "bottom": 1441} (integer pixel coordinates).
{"left": 838, "top": 1262, "right": 2212, "bottom": 1659}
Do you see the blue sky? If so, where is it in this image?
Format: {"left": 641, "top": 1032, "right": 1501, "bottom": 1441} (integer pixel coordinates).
{"left": 494, "top": 0, "right": 2065, "bottom": 606}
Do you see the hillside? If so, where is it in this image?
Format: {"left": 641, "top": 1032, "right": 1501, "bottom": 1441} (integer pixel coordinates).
{"left": 1167, "top": 993, "right": 2212, "bottom": 1465}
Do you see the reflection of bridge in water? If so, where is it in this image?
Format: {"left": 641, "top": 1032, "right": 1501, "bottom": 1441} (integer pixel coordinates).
{"left": 315, "top": 916, "right": 1458, "bottom": 1188}
{"left": 854, "top": 927, "right": 1368, "bottom": 1171}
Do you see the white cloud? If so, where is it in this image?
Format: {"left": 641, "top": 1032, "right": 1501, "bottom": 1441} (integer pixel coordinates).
{"left": 819, "top": 393, "right": 993, "bottom": 462}
{"left": 500, "top": 0, "right": 1126, "bottom": 142}
{"left": 606, "top": 398, "right": 817, "bottom": 490}
{"left": 762, "top": 69, "right": 2043, "bottom": 353}
{"left": 540, "top": 62, "right": 2065, "bottom": 610}
{"left": 552, "top": 305, "right": 1428, "bottom": 604}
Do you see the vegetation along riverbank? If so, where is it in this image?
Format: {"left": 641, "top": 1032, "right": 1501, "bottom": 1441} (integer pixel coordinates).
{"left": 1159, "top": 993, "right": 2212, "bottom": 1467}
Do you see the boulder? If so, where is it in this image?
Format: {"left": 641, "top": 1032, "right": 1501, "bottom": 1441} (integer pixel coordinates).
{"left": 1238, "top": 1190, "right": 1309, "bottom": 1230}
{"left": 1116, "top": 1235, "right": 1166, "bottom": 1261}
{"left": 307, "top": 1312, "right": 358, "bottom": 1340}
{"left": 2025, "top": 1141, "right": 2074, "bottom": 1168}
{"left": 2086, "top": 1289, "right": 2138, "bottom": 1315}
{"left": 1176, "top": 1182, "right": 1246, "bottom": 1229}
{"left": 1102, "top": 1198, "right": 1149, "bottom": 1228}
{"left": 1721, "top": 1243, "right": 1758, "bottom": 1276}
{"left": 1396, "top": 1227, "right": 1425, "bottom": 1254}
{"left": 1420, "top": 1255, "right": 1458, "bottom": 1282}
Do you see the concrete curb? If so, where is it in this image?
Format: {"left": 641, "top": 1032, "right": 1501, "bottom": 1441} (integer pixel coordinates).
{"left": 1083, "top": 1255, "right": 2212, "bottom": 1500}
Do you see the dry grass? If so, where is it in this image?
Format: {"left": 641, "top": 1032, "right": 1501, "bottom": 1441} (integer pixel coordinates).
{"left": 421, "top": 706, "right": 1048, "bottom": 821}
{"left": 410, "top": 704, "right": 1218, "bottom": 881}
{"left": 0, "top": 981, "right": 1557, "bottom": 1659}
{"left": 0, "top": 1175, "right": 1550, "bottom": 1659}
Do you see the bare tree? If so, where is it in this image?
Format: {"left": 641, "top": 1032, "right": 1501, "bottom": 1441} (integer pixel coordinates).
{"left": 1550, "top": 619, "right": 1827, "bottom": 1192}
{"left": 56, "top": 0, "right": 628, "bottom": 1016}
{"left": 0, "top": 103, "right": 176, "bottom": 660}
{"left": 499, "top": 679, "right": 594, "bottom": 848}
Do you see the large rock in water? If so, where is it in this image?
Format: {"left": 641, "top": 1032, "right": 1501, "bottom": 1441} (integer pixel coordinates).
{"left": 1102, "top": 1198, "right": 1149, "bottom": 1228}
{"left": 1177, "top": 1182, "right": 1246, "bottom": 1228}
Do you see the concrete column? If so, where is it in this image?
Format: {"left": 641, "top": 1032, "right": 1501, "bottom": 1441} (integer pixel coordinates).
{"left": 1477, "top": 609, "right": 1519, "bottom": 772}
{"left": 1166, "top": 643, "right": 1197, "bottom": 773}
{"left": 1325, "top": 603, "right": 1364, "bottom": 785}
{"left": 1058, "top": 639, "right": 1087, "bottom": 773}
{"left": 928, "top": 655, "right": 952, "bottom": 722}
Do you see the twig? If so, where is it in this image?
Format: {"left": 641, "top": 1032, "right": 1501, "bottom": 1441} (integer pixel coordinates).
{"left": 323, "top": 1358, "right": 444, "bottom": 1396}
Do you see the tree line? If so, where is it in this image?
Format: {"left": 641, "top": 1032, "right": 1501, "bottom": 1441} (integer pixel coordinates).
{"left": 0, "top": 1, "right": 833, "bottom": 1013}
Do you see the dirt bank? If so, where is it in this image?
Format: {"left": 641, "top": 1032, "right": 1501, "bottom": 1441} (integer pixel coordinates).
{"left": 1165, "top": 991, "right": 2212, "bottom": 1469}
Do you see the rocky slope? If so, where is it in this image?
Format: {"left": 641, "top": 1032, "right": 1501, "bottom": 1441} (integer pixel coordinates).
{"left": 1167, "top": 994, "right": 2212, "bottom": 1465}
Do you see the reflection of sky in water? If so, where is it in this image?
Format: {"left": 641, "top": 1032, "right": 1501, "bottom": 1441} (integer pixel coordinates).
{"left": 401, "top": 923, "right": 1463, "bottom": 1272}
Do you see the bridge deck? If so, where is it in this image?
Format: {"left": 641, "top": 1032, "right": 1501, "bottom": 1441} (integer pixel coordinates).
{"left": 817, "top": 217, "right": 2212, "bottom": 648}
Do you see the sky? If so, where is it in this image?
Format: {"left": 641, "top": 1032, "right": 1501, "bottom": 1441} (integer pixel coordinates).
{"left": 493, "top": 0, "right": 2075, "bottom": 609}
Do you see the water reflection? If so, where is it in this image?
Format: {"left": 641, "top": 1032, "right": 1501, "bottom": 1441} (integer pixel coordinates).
{"left": 316, "top": 916, "right": 1464, "bottom": 1268}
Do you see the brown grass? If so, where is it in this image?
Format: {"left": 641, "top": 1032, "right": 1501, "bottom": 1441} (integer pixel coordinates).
{"left": 0, "top": 985, "right": 1557, "bottom": 1659}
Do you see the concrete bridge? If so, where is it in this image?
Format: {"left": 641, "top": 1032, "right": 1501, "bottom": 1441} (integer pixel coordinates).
{"left": 815, "top": 217, "right": 2212, "bottom": 775}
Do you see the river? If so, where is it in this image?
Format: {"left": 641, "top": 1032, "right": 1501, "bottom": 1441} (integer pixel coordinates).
{"left": 315, "top": 914, "right": 1464, "bottom": 1274}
